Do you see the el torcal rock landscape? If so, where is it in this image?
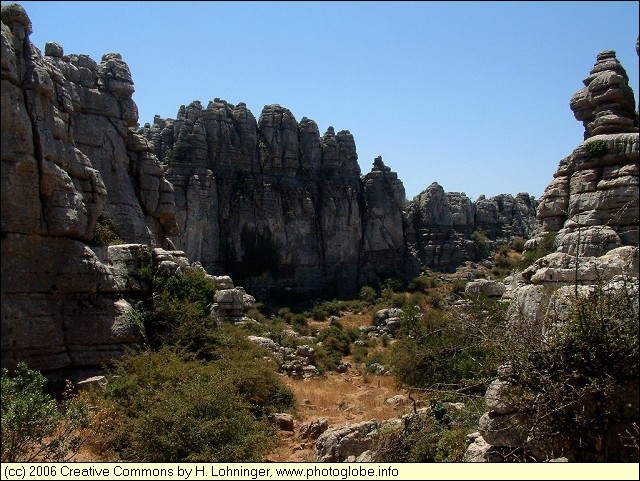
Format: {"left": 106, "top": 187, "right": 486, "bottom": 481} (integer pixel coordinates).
{"left": 1, "top": 3, "right": 638, "bottom": 464}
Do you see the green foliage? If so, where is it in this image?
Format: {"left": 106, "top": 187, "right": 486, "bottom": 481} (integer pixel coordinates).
{"left": 359, "top": 285, "right": 377, "bottom": 304}
{"left": 135, "top": 267, "right": 219, "bottom": 357}
{"left": 407, "top": 274, "right": 438, "bottom": 292}
{"left": 90, "top": 212, "right": 123, "bottom": 246}
{"left": 511, "top": 237, "right": 526, "bottom": 253}
{"left": 373, "top": 397, "right": 485, "bottom": 462}
{"left": 586, "top": 139, "right": 609, "bottom": 158}
{"left": 506, "top": 283, "right": 639, "bottom": 461}
{"left": 98, "top": 349, "right": 277, "bottom": 462}
{"left": 390, "top": 301, "right": 507, "bottom": 393}
{"left": 167, "top": 134, "right": 194, "bottom": 162}
{"left": 1, "top": 363, "right": 88, "bottom": 462}
{"left": 517, "top": 231, "right": 558, "bottom": 269}
{"left": 471, "top": 229, "right": 491, "bottom": 260}
{"left": 381, "top": 277, "right": 405, "bottom": 292}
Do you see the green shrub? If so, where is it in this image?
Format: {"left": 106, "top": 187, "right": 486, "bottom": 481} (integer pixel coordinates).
{"left": 390, "top": 301, "right": 507, "bottom": 392}
{"left": 511, "top": 237, "right": 526, "bottom": 253}
{"left": 372, "top": 397, "right": 485, "bottom": 462}
{"left": 1, "top": 363, "right": 88, "bottom": 462}
{"left": 586, "top": 139, "right": 608, "bottom": 158}
{"left": 359, "top": 285, "right": 377, "bottom": 304}
{"left": 90, "top": 212, "right": 123, "bottom": 246}
{"left": 99, "top": 349, "right": 277, "bottom": 462}
{"left": 518, "top": 231, "right": 557, "bottom": 269}
{"left": 407, "top": 274, "right": 438, "bottom": 292}
{"left": 471, "top": 229, "right": 491, "bottom": 260}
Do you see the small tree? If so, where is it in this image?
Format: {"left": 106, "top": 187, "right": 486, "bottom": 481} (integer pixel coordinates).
{"left": 1, "top": 363, "right": 88, "bottom": 462}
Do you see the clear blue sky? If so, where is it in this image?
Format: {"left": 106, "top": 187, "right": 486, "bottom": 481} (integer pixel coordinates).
{"left": 9, "top": 1, "right": 640, "bottom": 201}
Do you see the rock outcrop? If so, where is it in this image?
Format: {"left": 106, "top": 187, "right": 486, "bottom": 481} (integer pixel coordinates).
{"left": 142, "top": 103, "right": 450, "bottom": 298}
{"left": 405, "top": 183, "right": 536, "bottom": 271}
{"left": 533, "top": 50, "right": 638, "bottom": 255}
{"left": 468, "top": 49, "right": 639, "bottom": 462}
{"left": 1, "top": 3, "right": 538, "bottom": 373}
{"left": 1, "top": 4, "right": 178, "bottom": 372}
{"left": 143, "top": 103, "right": 536, "bottom": 295}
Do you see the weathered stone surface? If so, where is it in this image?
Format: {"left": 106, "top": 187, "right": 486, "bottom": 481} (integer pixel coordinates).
{"left": 478, "top": 411, "right": 527, "bottom": 448}
{"left": 299, "top": 418, "right": 329, "bottom": 440}
{"left": 465, "top": 279, "right": 506, "bottom": 298}
{"left": 146, "top": 99, "right": 535, "bottom": 296}
{"left": 1, "top": 5, "right": 179, "bottom": 372}
{"left": 570, "top": 50, "right": 638, "bottom": 139}
{"left": 314, "top": 420, "right": 379, "bottom": 462}
{"left": 405, "top": 183, "right": 536, "bottom": 272}
{"left": 534, "top": 52, "right": 638, "bottom": 255}
{"left": 271, "top": 413, "right": 295, "bottom": 432}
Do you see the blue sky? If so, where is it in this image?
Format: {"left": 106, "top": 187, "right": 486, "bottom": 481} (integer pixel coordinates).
{"left": 9, "top": 1, "right": 639, "bottom": 200}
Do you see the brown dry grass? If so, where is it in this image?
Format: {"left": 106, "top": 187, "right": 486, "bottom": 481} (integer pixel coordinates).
{"left": 264, "top": 370, "right": 425, "bottom": 462}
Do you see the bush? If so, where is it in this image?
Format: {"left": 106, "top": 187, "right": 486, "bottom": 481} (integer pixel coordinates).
{"left": 97, "top": 349, "right": 277, "bottom": 462}
{"left": 134, "top": 266, "right": 219, "bottom": 357}
{"left": 373, "top": 397, "right": 485, "bottom": 462}
{"left": 586, "top": 139, "right": 608, "bottom": 158}
{"left": 390, "top": 301, "right": 507, "bottom": 393}
{"left": 90, "top": 212, "right": 123, "bottom": 246}
{"left": 1, "top": 363, "right": 88, "bottom": 462}
{"left": 505, "top": 283, "right": 639, "bottom": 461}
{"left": 359, "top": 285, "right": 377, "bottom": 304}
{"left": 471, "top": 229, "right": 491, "bottom": 260}
{"left": 518, "top": 231, "right": 557, "bottom": 269}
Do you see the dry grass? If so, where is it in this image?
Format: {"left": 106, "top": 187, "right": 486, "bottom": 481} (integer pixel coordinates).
{"left": 264, "top": 370, "right": 426, "bottom": 462}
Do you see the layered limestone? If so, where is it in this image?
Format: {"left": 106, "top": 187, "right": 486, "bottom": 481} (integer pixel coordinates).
{"left": 1, "top": 4, "right": 178, "bottom": 371}
{"left": 468, "top": 49, "right": 640, "bottom": 462}
{"left": 143, "top": 100, "right": 536, "bottom": 294}
{"left": 534, "top": 50, "right": 639, "bottom": 255}
{"left": 405, "top": 183, "right": 536, "bottom": 271}
{"left": 141, "top": 103, "right": 404, "bottom": 298}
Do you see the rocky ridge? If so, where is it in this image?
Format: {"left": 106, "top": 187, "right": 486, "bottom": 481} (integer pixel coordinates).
{"left": 142, "top": 104, "right": 537, "bottom": 297}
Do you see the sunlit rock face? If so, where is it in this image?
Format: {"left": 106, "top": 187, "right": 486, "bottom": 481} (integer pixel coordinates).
{"left": 1, "top": 3, "right": 178, "bottom": 371}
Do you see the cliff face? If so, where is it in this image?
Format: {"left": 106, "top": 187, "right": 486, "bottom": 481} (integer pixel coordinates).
{"left": 1, "top": 4, "right": 537, "bottom": 371}
{"left": 142, "top": 102, "right": 536, "bottom": 295}
{"left": 1, "top": 4, "right": 178, "bottom": 371}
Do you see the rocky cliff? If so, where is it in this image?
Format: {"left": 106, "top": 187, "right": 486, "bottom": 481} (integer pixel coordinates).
{"left": 533, "top": 50, "right": 639, "bottom": 256}
{"left": 1, "top": 4, "right": 178, "bottom": 371}
{"left": 142, "top": 102, "right": 536, "bottom": 296}
{"left": 405, "top": 183, "right": 536, "bottom": 272}
{"left": 466, "top": 49, "right": 639, "bottom": 463}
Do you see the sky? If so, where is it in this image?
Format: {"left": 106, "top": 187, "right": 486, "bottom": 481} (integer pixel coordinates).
{"left": 8, "top": 1, "right": 640, "bottom": 201}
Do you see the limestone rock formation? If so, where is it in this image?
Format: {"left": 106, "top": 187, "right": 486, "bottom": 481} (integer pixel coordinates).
{"left": 469, "top": 48, "right": 639, "bottom": 463}
{"left": 1, "top": 4, "right": 178, "bottom": 372}
{"left": 534, "top": 50, "right": 638, "bottom": 255}
{"left": 405, "top": 183, "right": 536, "bottom": 271}
{"left": 141, "top": 102, "right": 413, "bottom": 298}
{"left": 314, "top": 420, "right": 380, "bottom": 462}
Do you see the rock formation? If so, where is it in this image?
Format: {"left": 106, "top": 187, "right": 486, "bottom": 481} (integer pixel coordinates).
{"left": 1, "top": 3, "right": 537, "bottom": 373}
{"left": 143, "top": 103, "right": 536, "bottom": 295}
{"left": 1, "top": 4, "right": 178, "bottom": 371}
{"left": 533, "top": 50, "right": 638, "bottom": 255}
{"left": 467, "top": 49, "right": 639, "bottom": 462}
{"left": 405, "top": 183, "right": 536, "bottom": 271}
